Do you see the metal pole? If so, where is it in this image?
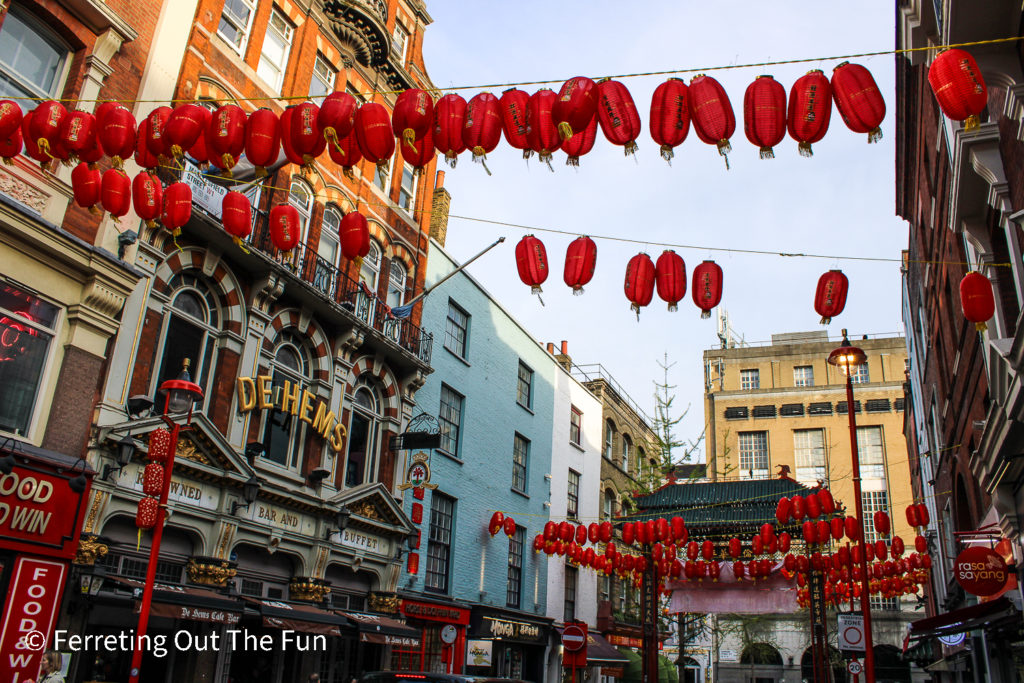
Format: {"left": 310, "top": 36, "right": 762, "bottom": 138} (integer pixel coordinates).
{"left": 128, "top": 420, "right": 182, "bottom": 683}
{"left": 845, "top": 372, "right": 876, "bottom": 683}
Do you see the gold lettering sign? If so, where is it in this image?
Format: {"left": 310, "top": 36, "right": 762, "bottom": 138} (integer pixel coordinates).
{"left": 236, "top": 377, "right": 347, "bottom": 452}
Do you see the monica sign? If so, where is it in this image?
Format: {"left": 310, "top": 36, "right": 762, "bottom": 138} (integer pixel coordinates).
{"left": 954, "top": 546, "right": 1009, "bottom": 596}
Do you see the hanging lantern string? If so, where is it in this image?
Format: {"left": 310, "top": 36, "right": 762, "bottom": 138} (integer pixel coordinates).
{"left": 6, "top": 35, "right": 1024, "bottom": 106}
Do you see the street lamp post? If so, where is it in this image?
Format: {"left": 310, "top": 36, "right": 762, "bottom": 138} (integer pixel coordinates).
{"left": 128, "top": 360, "right": 203, "bottom": 683}
{"left": 827, "top": 330, "right": 875, "bottom": 683}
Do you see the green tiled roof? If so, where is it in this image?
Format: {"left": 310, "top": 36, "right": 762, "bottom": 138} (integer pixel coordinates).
{"left": 626, "top": 478, "right": 822, "bottom": 534}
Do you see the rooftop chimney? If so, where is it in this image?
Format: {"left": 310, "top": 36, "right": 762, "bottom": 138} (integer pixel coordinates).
{"left": 547, "top": 342, "right": 555, "bottom": 354}
{"left": 555, "top": 340, "right": 571, "bottom": 372}
{"left": 429, "top": 170, "right": 451, "bottom": 247}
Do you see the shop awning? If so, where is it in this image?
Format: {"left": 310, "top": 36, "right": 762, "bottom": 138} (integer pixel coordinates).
{"left": 111, "top": 578, "right": 243, "bottom": 625}
{"left": 554, "top": 627, "right": 629, "bottom": 665}
{"left": 340, "top": 610, "right": 421, "bottom": 647}
{"left": 243, "top": 597, "right": 348, "bottom": 636}
{"left": 908, "top": 597, "right": 1019, "bottom": 641}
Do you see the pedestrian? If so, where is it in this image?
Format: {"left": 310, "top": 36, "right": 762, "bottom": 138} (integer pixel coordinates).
{"left": 38, "top": 652, "right": 65, "bottom": 683}
{"left": 308, "top": 675, "right": 320, "bottom": 683}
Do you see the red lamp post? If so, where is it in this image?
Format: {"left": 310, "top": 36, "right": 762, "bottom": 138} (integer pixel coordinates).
{"left": 827, "top": 330, "right": 875, "bottom": 683}
{"left": 128, "top": 360, "right": 203, "bottom": 683}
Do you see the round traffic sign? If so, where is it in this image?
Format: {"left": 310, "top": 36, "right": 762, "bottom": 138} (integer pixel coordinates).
{"left": 848, "top": 660, "right": 863, "bottom": 675}
{"left": 562, "top": 625, "right": 586, "bottom": 652}
{"left": 441, "top": 624, "right": 457, "bottom": 644}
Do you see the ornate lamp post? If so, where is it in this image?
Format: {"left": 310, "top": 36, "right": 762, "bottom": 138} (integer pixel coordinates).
{"left": 128, "top": 360, "right": 203, "bottom": 683}
{"left": 827, "top": 330, "right": 875, "bottom": 683}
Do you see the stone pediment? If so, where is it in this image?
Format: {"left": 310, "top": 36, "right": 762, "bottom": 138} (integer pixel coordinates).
{"left": 329, "top": 482, "right": 412, "bottom": 535}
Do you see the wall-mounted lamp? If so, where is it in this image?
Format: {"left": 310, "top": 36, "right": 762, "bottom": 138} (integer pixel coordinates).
{"left": 0, "top": 452, "right": 14, "bottom": 475}
{"left": 230, "top": 475, "right": 262, "bottom": 516}
{"left": 126, "top": 395, "right": 155, "bottom": 420}
{"left": 80, "top": 565, "right": 107, "bottom": 597}
{"left": 244, "top": 441, "right": 266, "bottom": 462}
{"left": 406, "top": 530, "right": 419, "bottom": 550}
{"left": 307, "top": 468, "right": 331, "bottom": 488}
{"left": 325, "top": 505, "right": 352, "bottom": 540}
{"left": 67, "top": 458, "right": 89, "bottom": 494}
{"left": 103, "top": 434, "right": 137, "bottom": 481}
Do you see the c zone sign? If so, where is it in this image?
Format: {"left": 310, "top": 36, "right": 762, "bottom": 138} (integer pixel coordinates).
{"left": 954, "top": 546, "right": 1009, "bottom": 597}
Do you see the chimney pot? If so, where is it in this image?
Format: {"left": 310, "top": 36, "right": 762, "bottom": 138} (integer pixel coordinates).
{"left": 560, "top": 340, "right": 569, "bottom": 355}
{"left": 436, "top": 170, "right": 445, "bottom": 188}
{"left": 547, "top": 343, "right": 555, "bottom": 354}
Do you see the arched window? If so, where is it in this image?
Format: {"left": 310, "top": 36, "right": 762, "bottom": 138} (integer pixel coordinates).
{"left": 0, "top": 6, "right": 69, "bottom": 107}
{"left": 344, "top": 383, "right": 382, "bottom": 488}
{"left": 387, "top": 259, "right": 407, "bottom": 308}
{"left": 360, "top": 240, "right": 381, "bottom": 290}
{"left": 621, "top": 434, "right": 632, "bottom": 473}
{"left": 603, "top": 489, "right": 615, "bottom": 521}
{"left": 154, "top": 272, "right": 220, "bottom": 409}
{"left": 289, "top": 178, "right": 313, "bottom": 240}
{"left": 314, "top": 205, "right": 342, "bottom": 295}
{"left": 261, "top": 330, "right": 312, "bottom": 469}
{"left": 604, "top": 419, "right": 616, "bottom": 460}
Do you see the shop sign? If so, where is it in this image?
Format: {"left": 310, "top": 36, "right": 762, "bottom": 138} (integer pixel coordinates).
{"left": 398, "top": 452, "right": 438, "bottom": 491}
{"left": 124, "top": 463, "right": 220, "bottom": 509}
{"left": 719, "top": 649, "right": 739, "bottom": 662}
{"left": 246, "top": 502, "right": 316, "bottom": 536}
{"left": 0, "top": 463, "right": 88, "bottom": 559}
{"left": 466, "top": 640, "right": 492, "bottom": 666}
{"left": 955, "top": 546, "right": 1009, "bottom": 596}
{"left": 482, "top": 616, "right": 544, "bottom": 643}
{"left": 401, "top": 599, "right": 470, "bottom": 625}
{"left": 0, "top": 556, "right": 67, "bottom": 681}
{"left": 338, "top": 528, "right": 391, "bottom": 556}
{"left": 607, "top": 634, "right": 642, "bottom": 648}
{"left": 182, "top": 160, "right": 261, "bottom": 220}
{"left": 236, "top": 376, "right": 346, "bottom": 452}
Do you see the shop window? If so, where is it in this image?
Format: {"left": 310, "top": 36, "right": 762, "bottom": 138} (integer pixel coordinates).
{"left": 0, "top": 6, "right": 69, "bottom": 107}
{"left": 153, "top": 272, "right": 220, "bottom": 412}
{"left": 260, "top": 330, "right": 313, "bottom": 470}
{"left": 309, "top": 53, "right": 336, "bottom": 104}
{"left": 257, "top": 8, "right": 293, "bottom": 92}
{"left": 438, "top": 384, "right": 463, "bottom": 457}
{"left": 444, "top": 300, "right": 469, "bottom": 358}
{"left": 344, "top": 384, "right": 382, "bottom": 487}
{"left": 506, "top": 525, "right": 524, "bottom": 608}
{"left": 217, "top": 0, "right": 257, "bottom": 53}
{"left": 425, "top": 492, "right": 454, "bottom": 593}
{"left": 0, "top": 282, "right": 59, "bottom": 437}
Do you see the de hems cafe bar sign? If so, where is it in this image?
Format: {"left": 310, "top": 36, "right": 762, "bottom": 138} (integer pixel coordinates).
{"left": 236, "top": 376, "right": 346, "bottom": 451}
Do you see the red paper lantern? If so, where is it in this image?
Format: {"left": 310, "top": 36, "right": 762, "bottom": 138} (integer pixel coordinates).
{"left": 873, "top": 511, "right": 891, "bottom": 537}
{"left": 775, "top": 497, "right": 791, "bottom": 525}
{"left": 543, "top": 520, "right": 557, "bottom": 541}
{"left": 515, "top": 234, "right": 549, "bottom": 296}
{"left": 328, "top": 128, "right": 363, "bottom": 173}
{"left": 688, "top": 75, "right": 735, "bottom": 167}
{"left": 245, "top": 108, "right": 282, "bottom": 175}
{"left": 208, "top": 104, "right": 247, "bottom": 175}
{"left": 816, "top": 519, "right": 831, "bottom": 544}
{"left": 340, "top": 211, "right": 370, "bottom": 262}
{"left": 652, "top": 543, "right": 663, "bottom": 562}
{"left": 819, "top": 489, "right": 835, "bottom": 515}
{"left": 398, "top": 128, "right": 434, "bottom": 176}
{"left": 831, "top": 62, "right": 886, "bottom": 143}
{"left": 533, "top": 535, "right": 545, "bottom": 553}
{"left": 0, "top": 100, "right": 23, "bottom": 139}
{"left": 790, "top": 495, "right": 805, "bottom": 521}
{"left": 132, "top": 171, "right": 163, "bottom": 228}
{"left": 874, "top": 540, "right": 887, "bottom": 563}
{"left": 463, "top": 92, "right": 502, "bottom": 164}
{"left": 499, "top": 88, "right": 531, "bottom": 156}
{"left": 77, "top": 130, "right": 103, "bottom": 166}
{"left": 142, "top": 463, "right": 165, "bottom": 497}
{"left": 830, "top": 517, "right": 844, "bottom": 541}
{"left": 101, "top": 169, "right": 131, "bottom": 218}
{"left": 187, "top": 110, "right": 212, "bottom": 166}
{"left": 906, "top": 505, "right": 921, "bottom": 528}
{"left": 891, "top": 536, "right": 905, "bottom": 558}
{"left": 71, "top": 163, "right": 102, "bottom": 214}
{"left": 503, "top": 517, "right": 517, "bottom": 538}
{"left": 752, "top": 535, "right": 763, "bottom": 556}
{"left": 164, "top": 103, "right": 207, "bottom": 159}
{"left": 278, "top": 107, "right": 305, "bottom": 168}
{"left": 157, "top": 182, "right": 191, "bottom": 237}
{"left": 670, "top": 516, "right": 685, "bottom": 540}
{"left": 27, "top": 100, "right": 66, "bottom": 158}
{"left": 527, "top": 89, "right": 562, "bottom": 167}
{"left": 783, "top": 554, "right": 796, "bottom": 572}
{"left": 134, "top": 118, "right": 159, "bottom": 170}
{"left": 290, "top": 102, "right": 327, "bottom": 168}
{"left": 814, "top": 270, "right": 849, "bottom": 324}
{"left": 488, "top": 511, "right": 504, "bottom": 536}
{"left": 928, "top": 48, "right": 988, "bottom": 130}
{"left": 268, "top": 203, "right": 300, "bottom": 252}
{"left": 407, "top": 552, "right": 419, "bottom": 574}
{"left": 916, "top": 504, "right": 930, "bottom": 526}
{"left": 622, "top": 522, "right": 635, "bottom": 546}
{"left": 691, "top": 260, "right": 723, "bottom": 319}
{"left": 21, "top": 111, "right": 52, "bottom": 170}
{"left": 914, "top": 535, "right": 927, "bottom": 554}
{"left": 575, "top": 524, "right": 587, "bottom": 545}
{"left": 701, "top": 539, "right": 714, "bottom": 561}
{"left": 654, "top": 250, "right": 686, "bottom": 311}
{"left": 433, "top": 93, "right": 467, "bottom": 167}
{"left": 98, "top": 106, "right": 136, "bottom": 169}
{"left": 355, "top": 102, "right": 396, "bottom": 173}
{"left": 318, "top": 91, "right": 358, "bottom": 146}
{"left": 778, "top": 532, "right": 791, "bottom": 554}
{"left": 145, "top": 106, "right": 173, "bottom": 159}
{"left": 684, "top": 541, "right": 697, "bottom": 561}
{"left": 222, "top": 191, "right": 252, "bottom": 247}
{"left": 960, "top": 271, "right": 995, "bottom": 331}
{"left": 563, "top": 236, "right": 597, "bottom": 295}
{"left": 136, "top": 496, "right": 160, "bottom": 530}
{"left": 148, "top": 428, "right": 171, "bottom": 464}
{"left": 743, "top": 75, "right": 787, "bottom": 159}
{"left": 393, "top": 89, "right": 434, "bottom": 150}
{"left": 553, "top": 76, "right": 598, "bottom": 141}
{"left": 802, "top": 520, "right": 815, "bottom": 544}
{"left": 596, "top": 79, "right": 641, "bottom": 155}
{"left": 561, "top": 117, "right": 597, "bottom": 167}
{"left": 787, "top": 70, "right": 832, "bottom": 157}
{"left": 635, "top": 521, "right": 648, "bottom": 545}
{"left": 760, "top": 523, "right": 774, "bottom": 547}
{"left": 655, "top": 517, "right": 669, "bottom": 541}
{"left": 649, "top": 78, "right": 690, "bottom": 162}
{"left": 588, "top": 522, "right": 600, "bottom": 544}
{"left": 844, "top": 516, "right": 860, "bottom": 542}
{"left": 806, "top": 492, "right": 822, "bottom": 519}
{"left": 624, "top": 253, "right": 656, "bottom": 317}
{"left": 728, "top": 537, "right": 742, "bottom": 558}
{"left": 60, "top": 110, "right": 96, "bottom": 160}
{"left": 733, "top": 561, "right": 745, "bottom": 580}
{"left": 0, "top": 127, "right": 23, "bottom": 164}
{"left": 600, "top": 521, "right": 613, "bottom": 543}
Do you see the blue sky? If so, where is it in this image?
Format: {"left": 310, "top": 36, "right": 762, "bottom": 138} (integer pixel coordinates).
{"left": 419, "top": 2, "right": 907, "bottom": 463}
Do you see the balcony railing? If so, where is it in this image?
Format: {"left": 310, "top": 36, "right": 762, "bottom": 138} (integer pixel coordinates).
{"left": 248, "top": 216, "right": 432, "bottom": 365}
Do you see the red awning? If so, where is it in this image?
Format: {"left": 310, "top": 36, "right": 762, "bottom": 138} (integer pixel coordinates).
{"left": 340, "top": 611, "right": 421, "bottom": 647}
{"left": 111, "top": 577, "right": 243, "bottom": 625}
{"left": 243, "top": 597, "right": 348, "bottom": 636}
{"left": 555, "top": 627, "right": 630, "bottom": 664}
{"left": 908, "top": 597, "right": 1019, "bottom": 640}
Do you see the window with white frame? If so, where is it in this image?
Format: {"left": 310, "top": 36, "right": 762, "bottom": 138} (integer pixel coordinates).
{"left": 604, "top": 419, "right": 615, "bottom": 459}
{"left": 793, "top": 429, "right": 826, "bottom": 485}
{"left": 289, "top": 178, "right": 313, "bottom": 241}
{"left": 309, "top": 54, "right": 336, "bottom": 104}
{"left": 857, "top": 426, "right": 885, "bottom": 480}
{"left": 154, "top": 272, "right": 220, "bottom": 413}
{"left": 344, "top": 384, "right": 382, "bottom": 487}
{"left": 738, "top": 431, "right": 769, "bottom": 478}
{"left": 793, "top": 365, "right": 814, "bottom": 387}
{"left": 314, "top": 206, "right": 342, "bottom": 295}
{"left": 0, "top": 282, "right": 59, "bottom": 437}
{"left": 516, "top": 361, "right": 533, "bottom": 408}
{"left": 0, "top": 6, "right": 68, "bottom": 106}
{"left": 603, "top": 489, "right": 615, "bottom": 521}
{"left": 438, "top": 384, "right": 463, "bottom": 457}
{"left": 257, "top": 8, "right": 293, "bottom": 92}
{"left": 512, "top": 433, "right": 528, "bottom": 492}
{"left": 386, "top": 259, "right": 406, "bottom": 309}
{"left": 506, "top": 525, "right": 524, "bottom": 608}
{"left": 569, "top": 406, "right": 582, "bottom": 446}
{"left": 567, "top": 469, "right": 580, "bottom": 519}
{"left": 425, "top": 492, "right": 454, "bottom": 593}
{"left": 621, "top": 434, "right": 632, "bottom": 474}
{"left": 850, "top": 362, "right": 870, "bottom": 384}
{"left": 444, "top": 300, "right": 469, "bottom": 358}
{"left": 375, "top": 154, "right": 394, "bottom": 193}
{"left": 563, "top": 564, "right": 577, "bottom": 622}
{"left": 360, "top": 240, "right": 381, "bottom": 290}
{"left": 740, "top": 369, "right": 760, "bottom": 390}
{"left": 861, "top": 490, "right": 890, "bottom": 544}
{"left": 217, "top": 0, "right": 257, "bottom": 54}
{"left": 399, "top": 163, "right": 417, "bottom": 211}
{"left": 392, "top": 22, "right": 410, "bottom": 62}
{"left": 261, "top": 330, "right": 312, "bottom": 469}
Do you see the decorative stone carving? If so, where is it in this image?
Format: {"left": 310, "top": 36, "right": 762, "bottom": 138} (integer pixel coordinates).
{"left": 186, "top": 556, "right": 237, "bottom": 587}
{"left": 290, "top": 576, "right": 331, "bottom": 603}
{"left": 73, "top": 533, "right": 109, "bottom": 566}
{"left": 252, "top": 274, "right": 285, "bottom": 314}
{"left": 369, "top": 591, "right": 400, "bottom": 614}
{"left": 177, "top": 438, "right": 212, "bottom": 464}
{"left": 82, "top": 276, "right": 127, "bottom": 319}
{"left": 0, "top": 171, "right": 47, "bottom": 213}
{"left": 351, "top": 500, "right": 381, "bottom": 520}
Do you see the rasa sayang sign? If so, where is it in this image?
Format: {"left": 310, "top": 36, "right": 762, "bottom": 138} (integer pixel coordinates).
{"left": 954, "top": 546, "right": 1009, "bottom": 596}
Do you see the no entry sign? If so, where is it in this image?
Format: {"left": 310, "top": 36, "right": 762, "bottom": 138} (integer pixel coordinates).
{"left": 562, "top": 624, "right": 586, "bottom": 651}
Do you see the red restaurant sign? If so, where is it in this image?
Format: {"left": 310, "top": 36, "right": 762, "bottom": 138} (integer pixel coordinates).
{"left": 955, "top": 546, "right": 1009, "bottom": 597}
{"left": 0, "top": 461, "right": 90, "bottom": 560}
{"left": 401, "top": 599, "right": 470, "bottom": 625}
{"left": 0, "top": 556, "right": 68, "bottom": 682}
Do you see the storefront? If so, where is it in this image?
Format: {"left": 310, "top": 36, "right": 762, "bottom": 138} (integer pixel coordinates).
{"left": 465, "top": 607, "right": 552, "bottom": 682}
{"left": 0, "top": 440, "right": 94, "bottom": 682}
{"left": 342, "top": 610, "right": 421, "bottom": 674}
{"left": 395, "top": 596, "right": 471, "bottom": 673}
